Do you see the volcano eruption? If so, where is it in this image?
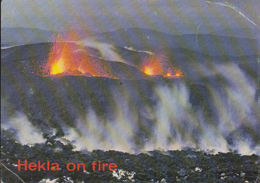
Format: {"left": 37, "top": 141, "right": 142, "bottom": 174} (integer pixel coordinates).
{"left": 45, "top": 33, "right": 114, "bottom": 78}
{"left": 43, "top": 33, "right": 182, "bottom": 80}
{"left": 142, "top": 55, "right": 182, "bottom": 78}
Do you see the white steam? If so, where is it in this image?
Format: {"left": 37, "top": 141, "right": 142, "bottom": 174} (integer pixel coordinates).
{"left": 2, "top": 62, "right": 259, "bottom": 155}
{"left": 77, "top": 39, "right": 127, "bottom": 64}
{"left": 123, "top": 46, "right": 154, "bottom": 55}
{"left": 64, "top": 63, "right": 259, "bottom": 155}
{"left": 2, "top": 112, "right": 45, "bottom": 145}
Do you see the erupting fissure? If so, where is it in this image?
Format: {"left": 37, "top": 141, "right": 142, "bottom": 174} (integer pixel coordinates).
{"left": 44, "top": 33, "right": 182, "bottom": 79}
{"left": 142, "top": 55, "right": 182, "bottom": 78}
{"left": 45, "top": 33, "right": 113, "bottom": 78}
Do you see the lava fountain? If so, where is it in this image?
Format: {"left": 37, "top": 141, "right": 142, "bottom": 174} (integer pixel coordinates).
{"left": 142, "top": 55, "right": 182, "bottom": 78}
{"left": 45, "top": 33, "right": 112, "bottom": 78}
{"left": 44, "top": 33, "right": 182, "bottom": 79}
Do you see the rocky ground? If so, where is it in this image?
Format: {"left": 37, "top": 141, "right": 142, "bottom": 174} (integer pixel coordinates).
{"left": 1, "top": 129, "right": 259, "bottom": 183}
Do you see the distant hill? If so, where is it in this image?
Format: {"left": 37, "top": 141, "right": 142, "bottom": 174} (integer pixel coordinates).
{"left": 94, "top": 28, "right": 259, "bottom": 57}
{"left": 2, "top": 27, "right": 259, "bottom": 57}
{"left": 1, "top": 27, "right": 56, "bottom": 46}
{"left": 209, "top": 27, "right": 260, "bottom": 39}
{"left": 0, "top": 42, "right": 148, "bottom": 80}
{"left": 1, "top": 42, "right": 258, "bottom": 84}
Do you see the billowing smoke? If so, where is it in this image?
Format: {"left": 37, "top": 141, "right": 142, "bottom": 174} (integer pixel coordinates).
{"left": 61, "top": 63, "right": 259, "bottom": 155}
{"left": 77, "top": 39, "right": 127, "bottom": 64}
{"left": 1, "top": 110, "right": 45, "bottom": 145}
{"left": 2, "top": 58, "right": 259, "bottom": 155}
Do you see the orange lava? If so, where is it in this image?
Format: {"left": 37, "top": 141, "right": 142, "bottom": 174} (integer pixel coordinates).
{"left": 142, "top": 55, "right": 167, "bottom": 76}
{"left": 142, "top": 55, "right": 181, "bottom": 78}
{"left": 144, "top": 66, "right": 154, "bottom": 75}
{"left": 43, "top": 32, "right": 182, "bottom": 79}
{"left": 44, "top": 33, "right": 113, "bottom": 78}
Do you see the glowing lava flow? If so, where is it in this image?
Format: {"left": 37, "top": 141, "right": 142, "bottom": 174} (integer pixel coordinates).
{"left": 142, "top": 55, "right": 182, "bottom": 78}
{"left": 45, "top": 33, "right": 113, "bottom": 78}
{"left": 165, "top": 71, "right": 182, "bottom": 78}
{"left": 50, "top": 58, "right": 65, "bottom": 74}
{"left": 44, "top": 33, "right": 182, "bottom": 79}
{"left": 144, "top": 66, "right": 154, "bottom": 76}
{"left": 46, "top": 33, "right": 86, "bottom": 75}
{"left": 142, "top": 55, "right": 167, "bottom": 76}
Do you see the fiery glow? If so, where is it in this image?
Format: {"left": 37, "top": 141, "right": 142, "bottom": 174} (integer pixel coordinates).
{"left": 165, "top": 70, "right": 183, "bottom": 77}
{"left": 142, "top": 55, "right": 167, "bottom": 76}
{"left": 50, "top": 58, "right": 65, "bottom": 74}
{"left": 44, "top": 33, "right": 115, "bottom": 78}
{"left": 46, "top": 33, "right": 85, "bottom": 75}
{"left": 144, "top": 66, "right": 154, "bottom": 75}
{"left": 142, "top": 55, "right": 182, "bottom": 78}
{"left": 43, "top": 32, "right": 182, "bottom": 79}
{"left": 173, "top": 70, "right": 183, "bottom": 77}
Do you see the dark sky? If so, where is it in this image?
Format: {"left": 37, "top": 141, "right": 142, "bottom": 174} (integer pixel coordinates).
{"left": 1, "top": 0, "right": 259, "bottom": 33}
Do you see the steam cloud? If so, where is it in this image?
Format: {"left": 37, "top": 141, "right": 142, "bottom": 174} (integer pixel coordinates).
{"left": 62, "top": 63, "right": 259, "bottom": 155}
{"left": 2, "top": 61, "right": 259, "bottom": 155}
{"left": 2, "top": 111, "right": 45, "bottom": 145}
{"left": 77, "top": 39, "right": 127, "bottom": 64}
